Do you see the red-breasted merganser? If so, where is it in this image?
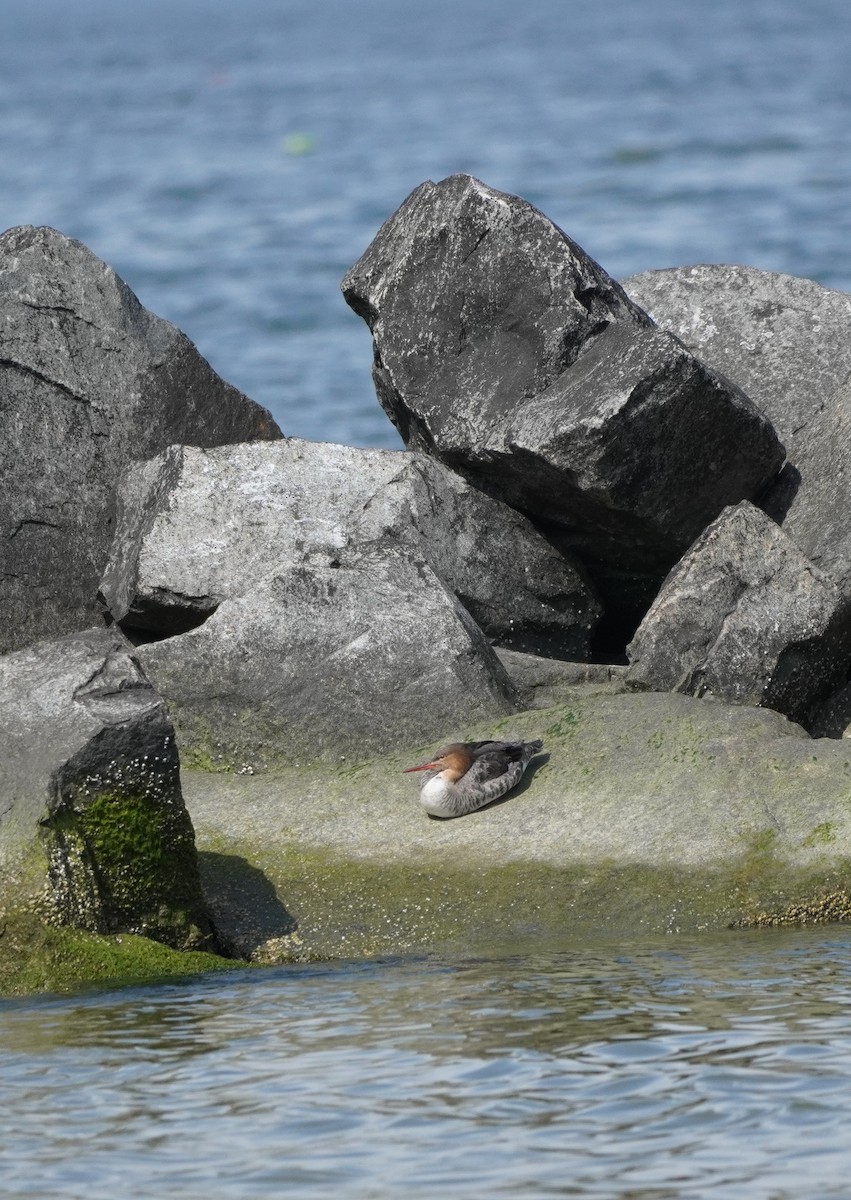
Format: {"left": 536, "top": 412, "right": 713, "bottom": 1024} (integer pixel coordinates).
{"left": 403, "top": 738, "right": 543, "bottom": 818}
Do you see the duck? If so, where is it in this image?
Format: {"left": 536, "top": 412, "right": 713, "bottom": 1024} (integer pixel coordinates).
{"left": 403, "top": 738, "right": 543, "bottom": 818}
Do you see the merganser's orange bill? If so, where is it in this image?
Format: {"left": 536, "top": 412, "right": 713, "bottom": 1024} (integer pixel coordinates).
{"left": 402, "top": 761, "right": 438, "bottom": 773}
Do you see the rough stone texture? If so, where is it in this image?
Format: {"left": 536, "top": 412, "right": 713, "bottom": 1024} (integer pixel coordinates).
{"left": 0, "top": 225, "right": 281, "bottom": 655}
{"left": 498, "top": 320, "right": 785, "bottom": 573}
{"left": 343, "top": 174, "right": 651, "bottom": 450}
{"left": 758, "top": 383, "right": 851, "bottom": 594}
{"left": 183, "top": 690, "right": 851, "bottom": 954}
{"left": 624, "top": 264, "right": 851, "bottom": 594}
{"left": 626, "top": 502, "right": 851, "bottom": 724}
{"left": 496, "top": 648, "right": 628, "bottom": 709}
{"left": 0, "top": 625, "right": 214, "bottom": 949}
{"left": 623, "top": 264, "right": 851, "bottom": 452}
{"left": 343, "top": 175, "right": 785, "bottom": 605}
{"left": 100, "top": 438, "right": 601, "bottom": 659}
{"left": 135, "top": 551, "right": 520, "bottom": 768}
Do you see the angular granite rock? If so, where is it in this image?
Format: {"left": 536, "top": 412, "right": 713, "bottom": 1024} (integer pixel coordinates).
{"left": 0, "top": 626, "right": 215, "bottom": 949}
{"left": 624, "top": 264, "right": 851, "bottom": 594}
{"left": 135, "top": 551, "right": 520, "bottom": 767}
{"left": 626, "top": 502, "right": 851, "bottom": 724}
{"left": 623, "top": 264, "right": 851, "bottom": 453}
{"left": 0, "top": 225, "right": 281, "bottom": 654}
{"left": 343, "top": 176, "right": 785, "bottom": 594}
{"left": 100, "top": 438, "right": 601, "bottom": 659}
{"left": 343, "top": 173, "right": 651, "bottom": 451}
{"left": 758, "top": 381, "right": 851, "bottom": 594}
{"left": 498, "top": 320, "right": 785, "bottom": 572}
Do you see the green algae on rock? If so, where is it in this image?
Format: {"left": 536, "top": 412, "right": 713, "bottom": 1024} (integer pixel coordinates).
{"left": 0, "top": 907, "right": 235, "bottom": 998}
{"left": 1, "top": 626, "right": 219, "bottom": 974}
{"left": 41, "top": 742, "right": 214, "bottom": 951}
{"left": 183, "top": 692, "right": 851, "bottom": 961}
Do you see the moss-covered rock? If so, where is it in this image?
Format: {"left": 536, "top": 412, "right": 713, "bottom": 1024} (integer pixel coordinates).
{"left": 1, "top": 626, "right": 217, "bottom": 963}
{"left": 41, "top": 733, "right": 213, "bottom": 949}
{"left": 183, "top": 691, "right": 851, "bottom": 960}
{"left": 0, "top": 907, "right": 235, "bottom": 998}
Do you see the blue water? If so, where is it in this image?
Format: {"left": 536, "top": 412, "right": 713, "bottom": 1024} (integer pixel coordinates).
{"left": 4, "top": 930, "right": 851, "bottom": 1199}
{"left": 6, "top": 1, "right": 851, "bottom": 1193}
{"left": 3, "top": 0, "right": 851, "bottom": 445}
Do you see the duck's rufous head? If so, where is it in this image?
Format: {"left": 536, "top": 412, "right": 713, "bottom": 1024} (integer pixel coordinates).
{"left": 402, "top": 743, "right": 472, "bottom": 781}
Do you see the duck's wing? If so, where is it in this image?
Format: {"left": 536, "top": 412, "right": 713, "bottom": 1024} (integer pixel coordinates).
{"left": 461, "top": 748, "right": 525, "bottom": 799}
{"left": 466, "top": 740, "right": 543, "bottom": 768}
{"left": 463, "top": 748, "right": 513, "bottom": 784}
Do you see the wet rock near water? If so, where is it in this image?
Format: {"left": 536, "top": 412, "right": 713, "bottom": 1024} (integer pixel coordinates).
{"left": 343, "top": 174, "right": 786, "bottom": 627}
{"left": 100, "top": 437, "right": 601, "bottom": 659}
{"left": 0, "top": 224, "right": 281, "bottom": 656}
{"left": 0, "top": 625, "right": 215, "bottom": 950}
{"left": 135, "top": 551, "right": 519, "bottom": 768}
{"left": 626, "top": 502, "right": 851, "bottom": 726}
{"left": 183, "top": 690, "right": 851, "bottom": 955}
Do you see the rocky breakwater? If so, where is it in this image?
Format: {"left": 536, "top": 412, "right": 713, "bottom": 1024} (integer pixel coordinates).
{"left": 0, "top": 228, "right": 281, "bottom": 990}
{"left": 343, "top": 174, "right": 851, "bottom": 734}
{"left": 342, "top": 174, "right": 785, "bottom": 640}
{"left": 8, "top": 178, "right": 851, "bottom": 987}
{"left": 98, "top": 437, "right": 599, "bottom": 768}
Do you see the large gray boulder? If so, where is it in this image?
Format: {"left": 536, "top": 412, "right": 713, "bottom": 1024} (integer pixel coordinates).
{"left": 100, "top": 438, "right": 601, "bottom": 659}
{"left": 0, "top": 626, "right": 215, "bottom": 950}
{"left": 0, "top": 225, "right": 281, "bottom": 655}
{"left": 134, "top": 551, "right": 520, "bottom": 768}
{"left": 626, "top": 502, "right": 851, "bottom": 724}
{"left": 623, "top": 264, "right": 851, "bottom": 452}
{"left": 343, "top": 176, "right": 785, "bottom": 612}
{"left": 343, "top": 173, "right": 651, "bottom": 451}
{"left": 624, "top": 264, "right": 851, "bottom": 594}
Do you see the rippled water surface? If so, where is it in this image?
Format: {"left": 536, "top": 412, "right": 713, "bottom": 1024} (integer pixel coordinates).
{"left": 4, "top": 928, "right": 851, "bottom": 1198}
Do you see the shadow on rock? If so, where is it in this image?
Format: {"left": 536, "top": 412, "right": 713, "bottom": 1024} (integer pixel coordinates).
{"left": 197, "top": 851, "right": 298, "bottom": 962}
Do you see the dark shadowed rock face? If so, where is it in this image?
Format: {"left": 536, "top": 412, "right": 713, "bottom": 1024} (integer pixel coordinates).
{"left": 0, "top": 626, "right": 215, "bottom": 950}
{"left": 100, "top": 439, "right": 602, "bottom": 660}
{"left": 342, "top": 173, "right": 651, "bottom": 456}
{"left": 626, "top": 502, "right": 851, "bottom": 726}
{"left": 134, "top": 551, "right": 520, "bottom": 768}
{"left": 342, "top": 177, "right": 786, "bottom": 633}
{"left": 0, "top": 225, "right": 281, "bottom": 655}
{"left": 496, "top": 321, "right": 785, "bottom": 570}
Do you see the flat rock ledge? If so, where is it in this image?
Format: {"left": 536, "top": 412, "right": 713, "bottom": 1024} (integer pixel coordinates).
{"left": 181, "top": 691, "right": 851, "bottom": 962}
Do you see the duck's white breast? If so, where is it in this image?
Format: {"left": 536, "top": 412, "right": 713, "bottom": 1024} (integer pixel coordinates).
{"left": 418, "top": 775, "right": 456, "bottom": 818}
